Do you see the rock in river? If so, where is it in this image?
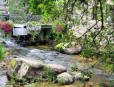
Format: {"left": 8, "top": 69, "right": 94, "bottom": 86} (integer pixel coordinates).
{"left": 56, "top": 42, "right": 82, "bottom": 54}
{"left": 7, "top": 58, "right": 67, "bottom": 81}
{"left": 45, "top": 64, "right": 67, "bottom": 74}
{"left": 71, "top": 72, "right": 90, "bottom": 81}
{"left": 63, "top": 45, "right": 82, "bottom": 54}
{"left": 57, "top": 72, "right": 74, "bottom": 85}
{"left": 7, "top": 58, "right": 45, "bottom": 79}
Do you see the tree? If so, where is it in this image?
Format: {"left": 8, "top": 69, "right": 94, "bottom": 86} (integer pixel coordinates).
{"left": 8, "top": 0, "right": 30, "bottom": 15}
{"left": 29, "top": 0, "right": 63, "bottom": 22}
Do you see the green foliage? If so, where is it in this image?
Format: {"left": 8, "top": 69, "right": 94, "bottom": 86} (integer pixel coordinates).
{"left": 0, "top": 11, "right": 5, "bottom": 15}
{"left": 71, "top": 65, "right": 79, "bottom": 72}
{"left": 56, "top": 43, "right": 64, "bottom": 52}
{"left": 71, "top": 65, "right": 93, "bottom": 78}
{"left": 27, "top": 21, "right": 41, "bottom": 41}
{"left": 80, "top": 71, "right": 93, "bottom": 78}
{"left": 43, "top": 67, "right": 57, "bottom": 82}
{"left": 27, "top": 21, "right": 40, "bottom": 28}
{"left": 101, "top": 63, "right": 114, "bottom": 72}
{"left": 7, "top": 71, "right": 42, "bottom": 86}
{"left": 52, "top": 20, "right": 74, "bottom": 43}
{"left": 7, "top": 72, "right": 28, "bottom": 86}
{"left": 8, "top": 0, "right": 30, "bottom": 14}
{"left": 81, "top": 45, "right": 96, "bottom": 58}
{"left": 80, "top": 26, "right": 114, "bottom": 72}
{"left": 57, "top": 78, "right": 66, "bottom": 85}
{"left": 7, "top": 67, "right": 58, "bottom": 86}
{"left": 29, "top": 0, "right": 63, "bottom": 23}
{"left": 0, "top": 43, "right": 5, "bottom": 61}
{"left": 11, "top": 59, "right": 17, "bottom": 69}
{"left": 111, "top": 80, "right": 114, "bottom": 85}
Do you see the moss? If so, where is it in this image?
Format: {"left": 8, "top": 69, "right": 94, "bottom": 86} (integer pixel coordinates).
{"left": 58, "top": 78, "right": 65, "bottom": 85}
{"left": 11, "top": 59, "right": 17, "bottom": 69}
{"left": 56, "top": 43, "right": 64, "bottom": 52}
{"left": 56, "top": 42, "right": 75, "bottom": 52}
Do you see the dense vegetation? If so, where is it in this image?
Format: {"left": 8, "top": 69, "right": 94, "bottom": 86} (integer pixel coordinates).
{"left": 5, "top": 0, "right": 114, "bottom": 72}
{"left": 27, "top": 0, "right": 114, "bottom": 72}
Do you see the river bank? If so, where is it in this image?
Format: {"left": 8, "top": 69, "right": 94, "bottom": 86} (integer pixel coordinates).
{"left": 0, "top": 44, "right": 114, "bottom": 87}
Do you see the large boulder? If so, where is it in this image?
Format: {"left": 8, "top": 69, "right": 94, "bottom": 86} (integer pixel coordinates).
{"left": 45, "top": 64, "right": 67, "bottom": 74}
{"left": 7, "top": 58, "right": 45, "bottom": 79}
{"left": 63, "top": 45, "right": 82, "bottom": 54}
{"left": 56, "top": 42, "right": 82, "bottom": 54}
{"left": 57, "top": 72, "right": 74, "bottom": 85}
{"left": 16, "top": 58, "right": 44, "bottom": 68}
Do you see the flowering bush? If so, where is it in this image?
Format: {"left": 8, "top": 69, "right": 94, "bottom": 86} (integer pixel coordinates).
{"left": 27, "top": 21, "right": 41, "bottom": 41}
{"left": 0, "top": 21, "right": 14, "bottom": 34}
{"left": 53, "top": 24, "right": 64, "bottom": 33}
{"left": 57, "top": 24, "right": 64, "bottom": 32}
{"left": 52, "top": 21, "right": 67, "bottom": 42}
{"left": 52, "top": 21, "right": 74, "bottom": 43}
{"left": 52, "top": 20, "right": 66, "bottom": 33}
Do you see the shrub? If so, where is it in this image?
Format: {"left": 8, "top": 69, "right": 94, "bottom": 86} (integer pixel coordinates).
{"left": 55, "top": 43, "right": 64, "bottom": 52}
{"left": 43, "top": 67, "right": 57, "bottom": 82}
{"left": 80, "top": 27, "right": 114, "bottom": 72}
{"left": 0, "top": 21, "right": 14, "bottom": 34}
{"left": 52, "top": 21, "right": 74, "bottom": 43}
{"left": 71, "top": 65, "right": 93, "bottom": 79}
{"left": 27, "top": 21, "right": 41, "bottom": 41}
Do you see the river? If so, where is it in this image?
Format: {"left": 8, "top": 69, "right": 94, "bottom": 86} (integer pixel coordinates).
{"left": 0, "top": 39, "right": 114, "bottom": 87}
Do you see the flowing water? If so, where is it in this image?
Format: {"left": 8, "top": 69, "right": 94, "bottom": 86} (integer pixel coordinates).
{"left": 0, "top": 39, "right": 114, "bottom": 87}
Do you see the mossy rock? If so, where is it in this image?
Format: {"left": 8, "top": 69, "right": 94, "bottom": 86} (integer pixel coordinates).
{"left": 57, "top": 72, "right": 74, "bottom": 85}
{"left": 11, "top": 59, "right": 17, "bottom": 69}
{"left": 55, "top": 42, "right": 82, "bottom": 54}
